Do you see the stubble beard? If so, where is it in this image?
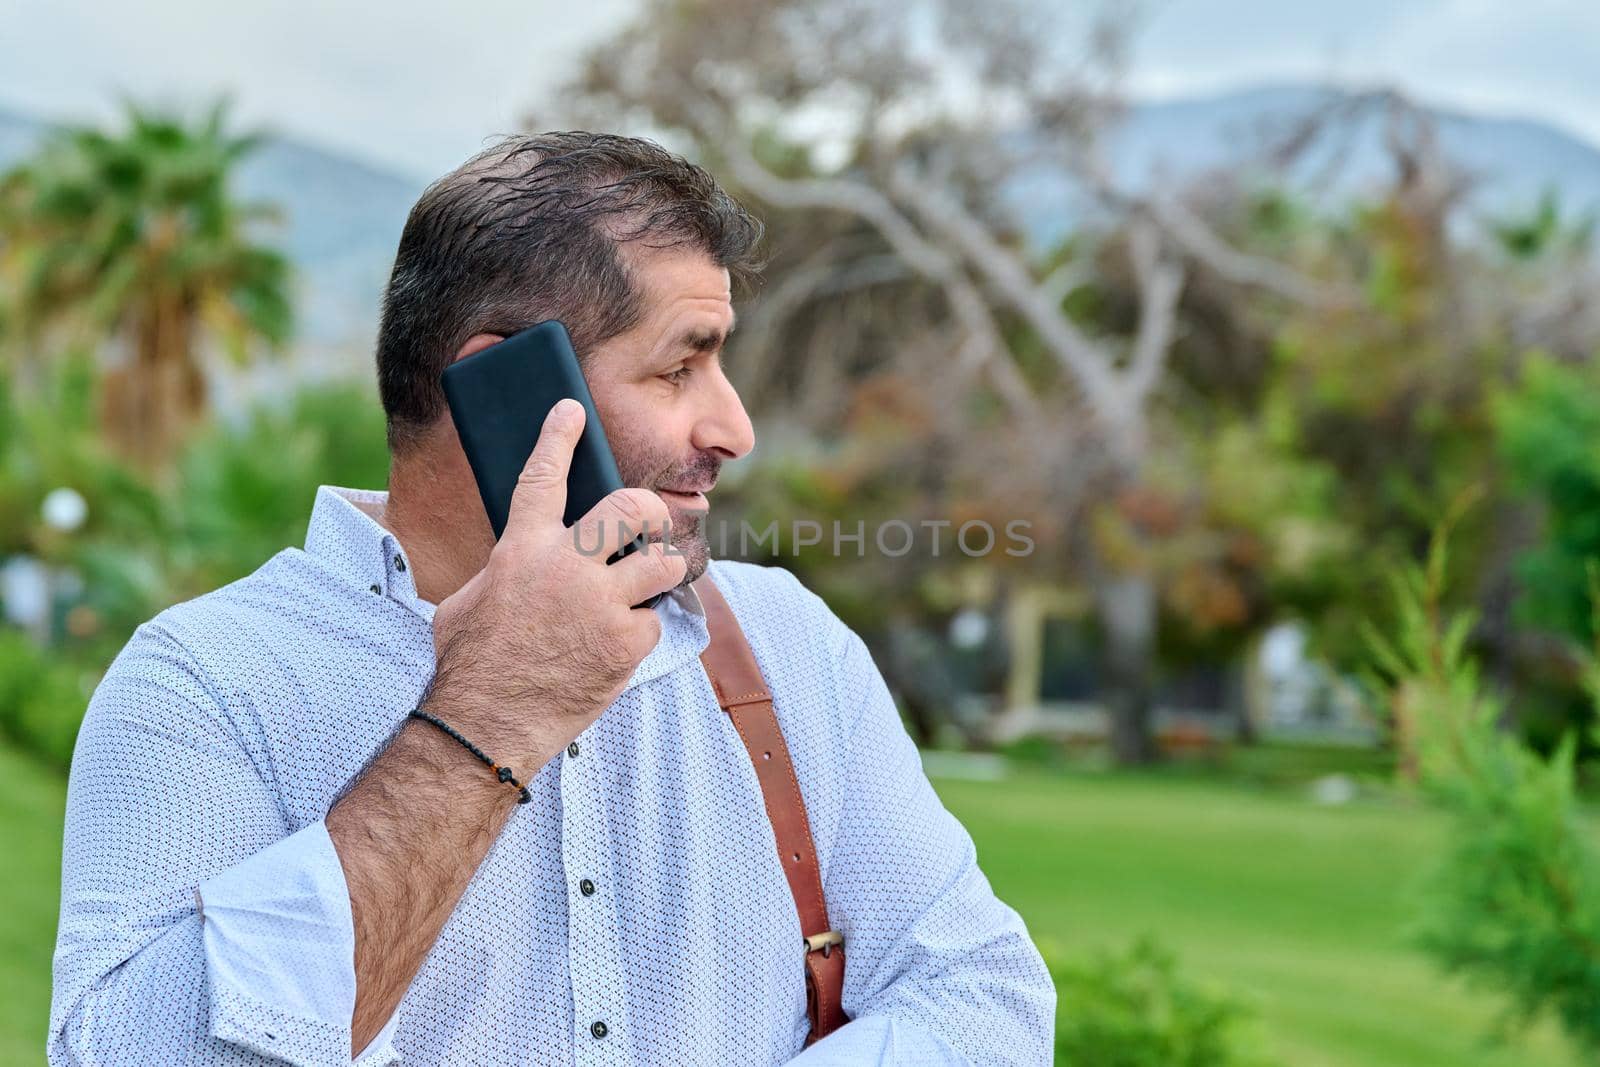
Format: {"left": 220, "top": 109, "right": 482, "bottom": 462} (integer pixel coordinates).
{"left": 614, "top": 445, "right": 717, "bottom": 591}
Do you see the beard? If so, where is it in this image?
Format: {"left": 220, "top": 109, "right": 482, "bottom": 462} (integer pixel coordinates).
{"left": 662, "top": 504, "right": 709, "bottom": 587}
{"left": 613, "top": 441, "right": 718, "bottom": 589}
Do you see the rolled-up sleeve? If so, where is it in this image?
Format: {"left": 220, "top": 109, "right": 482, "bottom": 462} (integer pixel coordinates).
{"left": 49, "top": 622, "right": 397, "bottom": 1066}
{"left": 789, "top": 629, "right": 1056, "bottom": 1066}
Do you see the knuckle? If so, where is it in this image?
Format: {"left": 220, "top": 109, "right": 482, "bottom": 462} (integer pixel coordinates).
{"left": 608, "top": 488, "right": 649, "bottom": 527}
{"left": 632, "top": 613, "right": 662, "bottom": 656}
{"left": 519, "top": 452, "right": 561, "bottom": 488}
{"left": 487, "top": 533, "right": 522, "bottom": 565}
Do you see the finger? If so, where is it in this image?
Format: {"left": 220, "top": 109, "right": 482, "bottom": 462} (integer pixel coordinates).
{"left": 621, "top": 607, "right": 664, "bottom": 662}
{"left": 610, "top": 536, "right": 690, "bottom": 607}
{"left": 568, "top": 487, "right": 673, "bottom": 565}
{"left": 503, "top": 398, "right": 585, "bottom": 543}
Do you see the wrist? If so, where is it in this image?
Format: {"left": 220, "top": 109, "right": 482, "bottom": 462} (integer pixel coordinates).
{"left": 407, "top": 707, "right": 533, "bottom": 804}
{"left": 397, "top": 714, "right": 530, "bottom": 816}
{"left": 420, "top": 673, "right": 566, "bottom": 776}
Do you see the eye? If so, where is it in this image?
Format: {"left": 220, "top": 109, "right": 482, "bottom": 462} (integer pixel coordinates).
{"left": 661, "top": 366, "right": 694, "bottom": 386}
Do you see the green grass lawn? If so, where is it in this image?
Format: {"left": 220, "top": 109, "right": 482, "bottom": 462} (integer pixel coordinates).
{"left": 934, "top": 767, "right": 1580, "bottom": 1067}
{"left": 1, "top": 741, "right": 1582, "bottom": 1066}
{"left": 2, "top": 743, "right": 65, "bottom": 1065}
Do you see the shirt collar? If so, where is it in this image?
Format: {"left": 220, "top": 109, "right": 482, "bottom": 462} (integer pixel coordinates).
{"left": 303, "top": 485, "right": 707, "bottom": 685}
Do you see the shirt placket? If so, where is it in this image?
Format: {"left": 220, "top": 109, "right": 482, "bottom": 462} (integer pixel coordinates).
{"left": 560, "top": 723, "right": 633, "bottom": 1066}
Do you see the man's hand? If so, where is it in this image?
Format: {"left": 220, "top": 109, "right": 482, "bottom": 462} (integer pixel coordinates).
{"left": 426, "top": 396, "right": 688, "bottom": 775}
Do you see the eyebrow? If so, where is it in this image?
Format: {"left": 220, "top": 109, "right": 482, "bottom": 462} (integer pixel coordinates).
{"left": 678, "top": 312, "right": 737, "bottom": 353}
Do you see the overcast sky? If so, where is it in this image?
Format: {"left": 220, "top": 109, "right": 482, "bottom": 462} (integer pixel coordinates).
{"left": 3, "top": 0, "right": 1598, "bottom": 180}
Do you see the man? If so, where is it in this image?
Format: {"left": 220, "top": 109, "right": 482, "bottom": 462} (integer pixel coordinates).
{"left": 49, "top": 131, "right": 1054, "bottom": 1065}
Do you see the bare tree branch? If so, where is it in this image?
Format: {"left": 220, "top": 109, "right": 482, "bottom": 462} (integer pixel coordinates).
{"left": 683, "top": 95, "right": 1048, "bottom": 428}
{"left": 943, "top": 268, "right": 1047, "bottom": 424}
{"left": 1124, "top": 218, "right": 1185, "bottom": 407}
{"left": 1077, "top": 152, "right": 1352, "bottom": 307}
{"left": 888, "top": 161, "right": 1129, "bottom": 426}
{"left": 686, "top": 99, "right": 958, "bottom": 279}
{"left": 739, "top": 246, "right": 909, "bottom": 408}
{"left": 1153, "top": 194, "right": 1342, "bottom": 305}
{"left": 1039, "top": 258, "right": 1091, "bottom": 306}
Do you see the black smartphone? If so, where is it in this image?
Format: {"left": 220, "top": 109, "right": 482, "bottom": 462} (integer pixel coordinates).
{"left": 439, "top": 320, "right": 666, "bottom": 609}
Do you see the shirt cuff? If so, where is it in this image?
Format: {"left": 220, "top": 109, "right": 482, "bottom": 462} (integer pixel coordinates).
{"left": 784, "top": 1015, "right": 969, "bottom": 1066}
{"left": 198, "top": 817, "right": 400, "bottom": 1065}
{"left": 355, "top": 1005, "right": 402, "bottom": 1064}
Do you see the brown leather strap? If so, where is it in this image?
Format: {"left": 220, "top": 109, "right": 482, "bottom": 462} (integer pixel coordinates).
{"left": 694, "top": 575, "right": 848, "bottom": 1045}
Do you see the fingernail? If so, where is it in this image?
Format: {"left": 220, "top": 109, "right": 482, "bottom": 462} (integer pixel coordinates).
{"left": 553, "top": 398, "right": 580, "bottom": 420}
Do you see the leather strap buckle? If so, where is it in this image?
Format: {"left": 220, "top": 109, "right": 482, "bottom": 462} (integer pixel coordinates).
{"left": 804, "top": 930, "right": 844, "bottom": 957}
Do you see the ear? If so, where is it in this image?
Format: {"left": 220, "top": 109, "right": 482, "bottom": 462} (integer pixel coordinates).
{"left": 453, "top": 333, "right": 505, "bottom": 363}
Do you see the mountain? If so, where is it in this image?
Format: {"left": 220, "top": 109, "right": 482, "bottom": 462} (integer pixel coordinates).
{"left": 4, "top": 84, "right": 1600, "bottom": 359}
{"left": 1011, "top": 84, "right": 1600, "bottom": 249}
{"left": 1121, "top": 83, "right": 1600, "bottom": 206}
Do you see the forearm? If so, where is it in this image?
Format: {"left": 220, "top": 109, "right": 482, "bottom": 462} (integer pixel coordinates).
{"left": 326, "top": 713, "right": 537, "bottom": 1054}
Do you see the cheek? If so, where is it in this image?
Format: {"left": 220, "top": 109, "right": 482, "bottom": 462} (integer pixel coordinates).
{"left": 601, "top": 402, "right": 688, "bottom": 487}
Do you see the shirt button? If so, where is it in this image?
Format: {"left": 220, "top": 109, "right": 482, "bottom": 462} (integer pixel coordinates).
{"left": 394, "top": 554, "right": 406, "bottom": 572}
{"left": 579, "top": 878, "right": 596, "bottom": 896}
{"left": 590, "top": 1020, "right": 608, "bottom": 1040}
{"left": 567, "top": 741, "right": 580, "bottom": 758}
{"left": 369, "top": 583, "right": 382, "bottom": 595}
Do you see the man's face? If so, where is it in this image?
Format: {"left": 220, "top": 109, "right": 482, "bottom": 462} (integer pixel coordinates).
{"left": 578, "top": 245, "right": 755, "bottom": 587}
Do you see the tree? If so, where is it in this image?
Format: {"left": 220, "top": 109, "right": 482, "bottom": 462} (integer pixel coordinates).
{"left": 553, "top": 0, "right": 1337, "bottom": 762}
{"left": 0, "top": 97, "right": 293, "bottom": 468}
{"left": 1246, "top": 95, "right": 1600, "bottom": 751}
{"left": 1362, "top": 498, "right": 1600, "bottom": 1056}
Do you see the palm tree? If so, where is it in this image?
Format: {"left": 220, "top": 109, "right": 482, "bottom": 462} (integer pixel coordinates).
{"left": 0, "top": 96, "right": 293, "bottom": 468}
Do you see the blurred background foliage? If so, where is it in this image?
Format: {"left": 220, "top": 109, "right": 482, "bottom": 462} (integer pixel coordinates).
{"left": 5, "top": 2, "right": 1600, "bottom": 1063}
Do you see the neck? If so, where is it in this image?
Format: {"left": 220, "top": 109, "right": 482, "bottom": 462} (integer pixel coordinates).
{"left": 375, "top": 436, "right": 495, "bottom": 607}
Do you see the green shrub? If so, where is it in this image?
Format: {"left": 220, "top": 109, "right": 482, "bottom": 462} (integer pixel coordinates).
{"left": 0, "top": 377, "right": 390, "bottom": 770}
{"left": 1046, "top": 935, "right": 1277, "bottom": 1067}
{"left": 0, "top": 630, "right": 91, "bottom": 771}
{"left": 1363, "top": 495, "right": 1600, "bottom": 1054}
{"left": 172, "top": 381, "right": 389, "bottom": 592}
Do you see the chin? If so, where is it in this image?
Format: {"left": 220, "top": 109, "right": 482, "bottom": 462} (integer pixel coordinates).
{"left": 674, "top": 535, "right": 710, "bottom": 587}
{"left": 660, "top": 509, "right": 706, "bottom": 579}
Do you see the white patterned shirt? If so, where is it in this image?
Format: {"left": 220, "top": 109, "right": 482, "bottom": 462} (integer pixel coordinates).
{"left": 49, "top": 485, "right": 1054, "bottom": 1066}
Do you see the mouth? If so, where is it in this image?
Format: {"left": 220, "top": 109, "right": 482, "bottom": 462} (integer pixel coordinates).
{"left": 657, "top": 482, "right": 714, "bottom": 511}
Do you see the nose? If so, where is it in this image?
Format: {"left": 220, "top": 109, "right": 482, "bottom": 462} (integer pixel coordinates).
{"left": 692, "top": 365, "right": 756, "bottom": 461}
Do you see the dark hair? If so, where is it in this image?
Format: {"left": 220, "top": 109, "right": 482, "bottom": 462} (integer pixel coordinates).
{"left": 375, "top": 131, "right": 765, "bottom": 453}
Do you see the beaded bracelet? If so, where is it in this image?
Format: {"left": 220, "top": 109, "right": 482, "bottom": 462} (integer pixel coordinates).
{"left": 408, "top": 708, "right": 532, "bottom": 804}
